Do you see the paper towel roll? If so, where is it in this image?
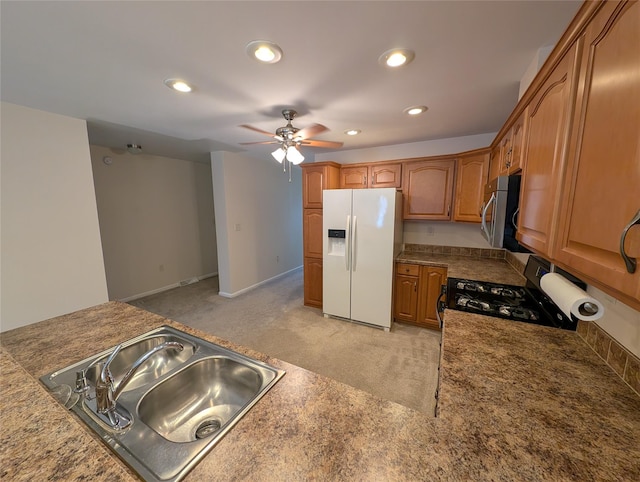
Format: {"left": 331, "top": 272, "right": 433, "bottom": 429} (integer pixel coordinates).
{"left": 540, "top": 272, "right": 604, "bottom": 321}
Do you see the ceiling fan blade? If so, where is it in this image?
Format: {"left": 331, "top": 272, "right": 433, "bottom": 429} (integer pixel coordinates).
{"left": 300, "top": 139, "right": 344, "bottom": 149}
{"left": 239, "top": 140, "right": 280, "bottom": 145}
{"left": 295, "top": 123, "right": 328, "bottom": 140}
{"left": 239, "top": 124, "right": 276, "bottom": 137}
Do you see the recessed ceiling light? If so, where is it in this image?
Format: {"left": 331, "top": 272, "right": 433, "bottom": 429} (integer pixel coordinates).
{"left": 164, "top": 79, "right": 193, "bottom": 93}
{"left": 404, "top": 105, "right": 428, "bottom": 116}
{"left": 344, "top": 129, "right": 361, "bottom": 136}
{"left": 379, "top": 48, "right": 415, "bottom": 68}
{"left": 246, "top": 40, "right": 283, "bottom": 64}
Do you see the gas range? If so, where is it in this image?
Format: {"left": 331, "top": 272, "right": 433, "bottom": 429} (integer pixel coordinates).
{"left": 445, "top": 256, "right": 586, "bottom": 330}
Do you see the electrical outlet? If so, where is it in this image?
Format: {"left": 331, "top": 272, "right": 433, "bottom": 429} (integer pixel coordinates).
{"left": 234, "top": 223, "right": 241, "bottom": 231}
{"left": 276, "top": 256, "right": 280, "bottom": 263}
{"left": 159, "top": 264, "right": 164, "bottom": 272}
{"left": 427, "top": 226, "right": 435, "bottom": 236}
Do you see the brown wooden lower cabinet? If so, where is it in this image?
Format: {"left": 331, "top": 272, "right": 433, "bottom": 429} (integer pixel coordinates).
{"left": 303, "top": 257, "right": 323, "bottom": 308}
{"left": 394, "top": 263, "right": 447, "bottom": 330}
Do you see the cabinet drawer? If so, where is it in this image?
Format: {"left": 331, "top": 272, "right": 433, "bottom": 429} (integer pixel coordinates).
{"left": 396, "top": 263, "right": 420, "bottom": 276}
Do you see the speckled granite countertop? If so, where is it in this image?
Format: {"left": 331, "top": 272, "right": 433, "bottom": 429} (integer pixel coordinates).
{"left": 2, "top": 275, "right": 640, "bottom": 480}
{"left": 396, "top": 252, "right": 527, "bottom": 285}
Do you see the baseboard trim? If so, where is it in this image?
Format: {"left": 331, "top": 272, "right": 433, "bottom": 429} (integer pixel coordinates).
{"left": 218, "top": 266, "right": 302, "bottom": 298}
{"left": 119, "top": 272, "right": 218, "bottom": 302}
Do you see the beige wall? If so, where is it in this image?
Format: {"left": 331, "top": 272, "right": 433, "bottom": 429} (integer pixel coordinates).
{"left": 211, "top": 151, "right": 302, "bottom": 297}
{"left": 90, "top": 146, "right": 217, "bottom": 301}
{"left": 1, "top": 102, "right": 108, "bottom": 331}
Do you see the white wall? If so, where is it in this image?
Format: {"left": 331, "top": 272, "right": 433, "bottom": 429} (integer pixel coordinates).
{"left": 90, "top": 146, "right": 217, "bottom": 301}
{"left": 0, "top": 102, "right": 108, "bottom": 331}
{"left": 211, "top": 151, "right": 302, "bottom": 297}
{"left": 316, "top": 132, "right": 496, "bottom": 165}
{"left": 519, "top": 46, "right": 553, "bottom": 100}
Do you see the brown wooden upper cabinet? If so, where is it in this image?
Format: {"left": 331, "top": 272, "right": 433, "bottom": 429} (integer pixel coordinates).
{"left": 453, "top": 150, "right": 490, "bottom": 223}
{"left": 302, "top": 162, "right": 340, "bottom": 209}
{"left": 487, "top": 143, "right": 502, "bottom": 183}
{"left": 507, "top": 111, "right": 526, "bottom": 174}
{"left": 517, "top": 41, "right": 579, "bottom": 258}
{"left": 488, "top": 111, "right": 527, "bottom": 181}
{"left": 553, "top": 0, "right": 640, "bottom": 302}
{"left": 339, "top": 163, "right": 402, "bottom": 189}
{"left": 402, "top": 159, "right": 456, "bottom": 220}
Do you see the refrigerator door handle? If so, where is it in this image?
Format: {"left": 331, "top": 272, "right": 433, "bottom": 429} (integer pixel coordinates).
{"left": 345, "top": 215, "right": 351, "bottom": 271}
{"left": 352, "top": 216, "right": 358, "bottom": 271}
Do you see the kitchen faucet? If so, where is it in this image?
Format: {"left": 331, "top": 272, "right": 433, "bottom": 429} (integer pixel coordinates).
{"left": 95, "top": 341, "right": 184, "bottom": 429}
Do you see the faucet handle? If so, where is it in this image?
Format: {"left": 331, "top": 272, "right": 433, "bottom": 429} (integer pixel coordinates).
{"left": 74, "top": 369, "right": 90, "bottom": 395}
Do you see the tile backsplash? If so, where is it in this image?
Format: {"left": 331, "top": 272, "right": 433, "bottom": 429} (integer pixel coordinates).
{"left": 577, "top": 320, "right": 640, "bottom": 397}
{"left": 403, "top": 243, "right": 506, "bottom": 259}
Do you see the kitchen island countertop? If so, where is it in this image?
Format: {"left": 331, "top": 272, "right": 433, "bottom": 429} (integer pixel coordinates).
{"left": 2, "top": 268, "right": 640, "bottom": 480}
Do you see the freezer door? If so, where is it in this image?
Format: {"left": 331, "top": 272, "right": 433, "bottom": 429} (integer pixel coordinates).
{"left": 323, "top": 189, "right": 353, "bottom": 319}
{"left": 350, "top": 188, "right": 396, "bottom": 328}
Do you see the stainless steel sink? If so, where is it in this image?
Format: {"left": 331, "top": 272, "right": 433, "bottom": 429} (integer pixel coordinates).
{"left": 40, "top": 326, "right": 285, "bottom": 482}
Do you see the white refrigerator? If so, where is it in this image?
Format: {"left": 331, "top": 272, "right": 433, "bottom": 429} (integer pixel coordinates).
{"left": 322, "top": 188, "right": 403, "bottom": 330}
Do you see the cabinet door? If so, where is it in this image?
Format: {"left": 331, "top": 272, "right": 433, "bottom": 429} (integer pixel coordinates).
{"left": 554, "top": 0, "right": 640, "bottom": 302}
{"left": 370, "top": 163, "right": 402, "bottom": 188}
{"left": 340, "top": 166, "right": 368, "bottom": 189}
{"left": 302, "top": 164, "right": 340, "bottom": 208}
{"left": 417, "top": 266, "right": 447, "bottom": 330}
{"left": 402, "top": 159, "right": 455, "bottom": 220}
{"left": 303, "top": 166, "right": 326, "bottom": 208}
{"left": 487, "top": 143, "right": 502, "bottom": 183}
{"left": 499, "top": 135, "right": 512, "bottom": 175}
{"left": 303, "top": 209, "right": 324, "bottom": 258}
{"left": 517, "top": 42, "right": 579, "bottom": 257}
{"left": 303, "top": 257, "right": 323, "bottom": 308}
{"left": 394, "top": 274, "right": 419, "bottom": 322}
{"left": 508, "top": 112, "right": 526, "bottom": 173}
{"left": 453, "top": 152, "right": 489, "bottom": 223}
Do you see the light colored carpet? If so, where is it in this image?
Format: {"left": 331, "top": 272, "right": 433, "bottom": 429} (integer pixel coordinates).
{"left": 128, "top": 269, "right": 441, "bottom": 416}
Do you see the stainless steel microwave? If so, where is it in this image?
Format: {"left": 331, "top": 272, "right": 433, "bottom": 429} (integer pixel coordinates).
{"left": 480, "top": 175, "right": 530, "bottom": 252}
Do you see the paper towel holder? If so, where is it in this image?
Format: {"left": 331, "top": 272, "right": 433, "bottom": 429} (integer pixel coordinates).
{"left": 579, "top": 302, "right": 600, "bottom": 316}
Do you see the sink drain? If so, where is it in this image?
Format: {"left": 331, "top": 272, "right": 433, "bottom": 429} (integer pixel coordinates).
{"left": 195, "top": 419, "right": 222, "bottom": 439}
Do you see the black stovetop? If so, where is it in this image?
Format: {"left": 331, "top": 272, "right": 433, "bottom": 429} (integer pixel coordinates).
{"left": 445, "top": 256, "right": 585, "bottom": 331}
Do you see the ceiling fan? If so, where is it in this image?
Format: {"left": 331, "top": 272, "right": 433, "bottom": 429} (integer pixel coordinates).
{"left": 240, "top": 109, "right": 343, "bottom": 168}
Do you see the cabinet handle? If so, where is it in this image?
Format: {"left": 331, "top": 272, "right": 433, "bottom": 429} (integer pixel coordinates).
{"left": 447, "top": 204, "right": 450, "bottom": 217}
{"left": 620, "top": 209, "right": 640, "bottom": 273}
{"left": 363, "top": 175, "right": 367, "bottom": 187}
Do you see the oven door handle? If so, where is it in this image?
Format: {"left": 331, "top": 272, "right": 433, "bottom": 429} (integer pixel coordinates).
{"left": 435, "top": 285, "right": 447, "bottom": 329}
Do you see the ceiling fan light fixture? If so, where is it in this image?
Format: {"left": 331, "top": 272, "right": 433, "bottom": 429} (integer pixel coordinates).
{"left": 286, "top": 145, "right": 305, "bottom": 165}
{"left": 344, "top": 129, "right": 361, "bottom": 136}
{"left": 246, "top": 40, "right": 282, "bottom": 64}
{"left": 404, "top": 105, "right": 428, "bottom": 116}
{"left": 127, "top": 144, "right": 142, "bottom": 154}
{"left": 163, "top": 78, "right": 193, "bottom": 93}
{"left": 271, "top": 147, "right": 286, "bottom": 163}
{"left": 379, "top": 48, "right": 415, "bottom": 68}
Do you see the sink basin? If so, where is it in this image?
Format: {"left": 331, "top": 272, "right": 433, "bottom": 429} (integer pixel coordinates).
{"left": 40, "top": 326, "right": 285, "bottom": 482}
{"left": 139, "top": 356, "right": 267, "bottom": 443}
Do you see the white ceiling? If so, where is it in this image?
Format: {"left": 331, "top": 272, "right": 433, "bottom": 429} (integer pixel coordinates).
{"left": 1, "top": 1, "right": 582, "bottom": 163}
